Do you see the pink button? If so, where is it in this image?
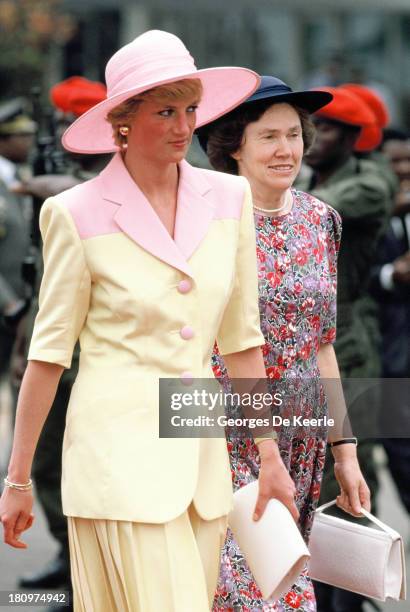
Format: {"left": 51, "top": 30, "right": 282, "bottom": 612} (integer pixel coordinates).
{"left": 180, "top": 325, "right": 195, "bottom": 340}
{"left": 177, "top": 279, "right": 192, "bottom": 294}
{"left": 181, "top": 371, "right": 194, "bottom": 385}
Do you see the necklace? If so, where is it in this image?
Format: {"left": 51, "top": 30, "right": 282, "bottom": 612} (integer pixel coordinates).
{"left": 253, "top": 190, "right": 292, "bottom": 215}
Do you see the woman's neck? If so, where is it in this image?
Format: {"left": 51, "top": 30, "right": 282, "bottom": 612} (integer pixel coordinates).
{"left": 123, "top": 152, "right": 179, "bottom": 203}
{"left": 252, "top": 187, "right": 291, "bottom": 217}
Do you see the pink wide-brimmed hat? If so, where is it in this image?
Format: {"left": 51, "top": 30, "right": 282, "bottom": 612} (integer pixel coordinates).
{"left": 62, "top": 30, "right": 260, "bottom": 154}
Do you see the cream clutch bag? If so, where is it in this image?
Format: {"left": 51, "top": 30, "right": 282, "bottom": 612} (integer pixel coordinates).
{"left": 228, "top": 480, "right": 310, "bottom": 601}
{"left": 309, "top": 499, "right": 407, "bottom": 602}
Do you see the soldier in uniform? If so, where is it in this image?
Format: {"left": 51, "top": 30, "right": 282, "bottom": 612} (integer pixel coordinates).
{"left": 370, "top": 129, "right": 410, "bottom": 514}
{"left": 0, "top": 100, "right": 35, "bottom": 380}
{"left": 297, "top": 87, "right": 391, "bottom": 612}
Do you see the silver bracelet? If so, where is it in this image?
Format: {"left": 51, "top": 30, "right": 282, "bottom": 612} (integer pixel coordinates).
{"left": 4, "top": 476, "right": 33, "bottom": 491}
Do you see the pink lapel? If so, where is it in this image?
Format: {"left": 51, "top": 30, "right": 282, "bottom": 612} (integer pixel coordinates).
{"left": 174, "top": 159, "right": 215, "bottom": 260}
{"left": 99, "top": 154, "right": 215, "bottom": 278}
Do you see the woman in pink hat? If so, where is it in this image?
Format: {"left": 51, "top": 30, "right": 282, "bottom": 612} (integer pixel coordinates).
{"left": 0, "top": 31, "right": 297, "bottom": 611}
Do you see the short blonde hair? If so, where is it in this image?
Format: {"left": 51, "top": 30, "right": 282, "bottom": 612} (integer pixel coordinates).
{"left": 106, "top": 78, "right": 203, "bottom": 147}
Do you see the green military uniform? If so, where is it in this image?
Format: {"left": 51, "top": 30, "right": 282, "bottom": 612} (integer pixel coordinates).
{"left": 298, "top": 155, "right": 391, "bottom": 517}
{"left": 354, "top": 152, "right": 398, "bottom": 384}
{"left": 365, "top": 150, "right": 399, "bottom": 198}
{"left": 0, "top": 179, "right": 30, "bottom": 377}
{"left": 0, "top": 99, "right": 36, "bottom": 378}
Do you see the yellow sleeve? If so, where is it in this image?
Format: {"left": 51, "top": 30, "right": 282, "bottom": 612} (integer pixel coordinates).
{"left": 28, "top": 198, "right": 91, "bottom": 368}
{"left": 216, "top": 180, "right": 264, "bottom": 355}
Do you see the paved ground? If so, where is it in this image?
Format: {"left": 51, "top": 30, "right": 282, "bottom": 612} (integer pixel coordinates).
{"left": 375, "top": 447, "right": 409, "bottom": 612}
{"left": 0, "top": 383, "right": 408, "bottom": 611}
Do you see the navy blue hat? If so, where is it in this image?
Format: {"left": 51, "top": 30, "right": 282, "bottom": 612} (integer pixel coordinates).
{"left": 196, "top": 76, "right": 333, "bottom": 152}
{"left": 244, "top": 76, "right": 332, "bottom": 111}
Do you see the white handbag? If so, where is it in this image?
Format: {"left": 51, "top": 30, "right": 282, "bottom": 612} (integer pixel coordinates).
{"left": 228, "top": 480, "right": 310, "bottom": 601}
{"left": 309, "top": 499, "right": 407, "bottom": 602}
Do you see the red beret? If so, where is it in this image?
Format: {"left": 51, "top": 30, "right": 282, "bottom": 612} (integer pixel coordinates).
{"left": 341, "top": 83, "right": 389, "bottom": 152}
{"left": 341, "top": 84, "right": 389, "bottom": 128}
{"left": 50, "top": 76, "right": 106, "bottom": 117}
{"left": 314, "top": 86, "right": 381, "bottom": 152}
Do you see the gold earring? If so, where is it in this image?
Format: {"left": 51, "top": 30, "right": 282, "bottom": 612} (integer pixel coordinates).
{"left": 119, "top": 126, "right": 129, "bottom": 136}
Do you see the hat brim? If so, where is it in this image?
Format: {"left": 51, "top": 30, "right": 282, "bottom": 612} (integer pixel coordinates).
{"left": 62, "top": 67, "right": 260, "bottom": 154}
{"left": 244, "top": 89, "right": 333, "bottom": 113}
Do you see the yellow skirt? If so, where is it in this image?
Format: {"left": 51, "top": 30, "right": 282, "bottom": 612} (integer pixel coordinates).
{"left": 68, "top": 505, "right": 227, "bottom": 612}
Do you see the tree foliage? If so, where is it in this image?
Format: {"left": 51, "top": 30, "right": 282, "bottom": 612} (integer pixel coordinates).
{"left": 0, "top": 0, "right": 77, "bottom": 99}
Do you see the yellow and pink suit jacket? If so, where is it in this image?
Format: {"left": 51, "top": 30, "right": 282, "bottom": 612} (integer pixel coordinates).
{"left": 28, "top": 153, "right": 264, "bottom": 523}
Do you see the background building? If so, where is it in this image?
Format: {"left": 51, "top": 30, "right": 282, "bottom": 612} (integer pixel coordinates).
{"left": 58, "top": 0, "right": 410, "bottom": 126}
{"left": 0, "top": 0, "right": 407, "bottom": 126}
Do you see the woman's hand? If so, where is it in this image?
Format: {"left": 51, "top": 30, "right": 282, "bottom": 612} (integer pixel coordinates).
{"left": 0, "top": 488, "right": 34, "bottom": 549}
{"left": 2, "top": 360, "right": 64, "bottom": 549}
{"left": 253, "top": 440, "right": 299, "bottom": 522}
{"left": 332, "top": 444, "right": 371, "bottom": 517}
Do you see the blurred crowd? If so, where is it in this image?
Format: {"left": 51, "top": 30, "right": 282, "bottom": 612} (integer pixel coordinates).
{"left": 0, "top": 67, "right": 409, "bottom": 612}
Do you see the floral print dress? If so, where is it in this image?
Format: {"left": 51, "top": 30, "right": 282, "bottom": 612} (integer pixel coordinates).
{"left": 212, "top": 190, "right": 342, "bottom": 611}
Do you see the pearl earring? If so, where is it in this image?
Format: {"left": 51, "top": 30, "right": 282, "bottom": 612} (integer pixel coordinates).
{"left": 118, "top": 126, "right": 129, "bottom": 150}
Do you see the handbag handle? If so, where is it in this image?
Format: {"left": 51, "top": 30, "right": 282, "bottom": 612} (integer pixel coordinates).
{"left": 315, "top": 499, "right": 401, "bottom": 540}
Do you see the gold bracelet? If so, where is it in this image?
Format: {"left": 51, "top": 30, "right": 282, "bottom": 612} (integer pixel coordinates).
{"left": 4, "top": 476, "right": 33, "bottom": 491}
{"left": 254, "top": 431, "right": 278, "bottom": 446}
